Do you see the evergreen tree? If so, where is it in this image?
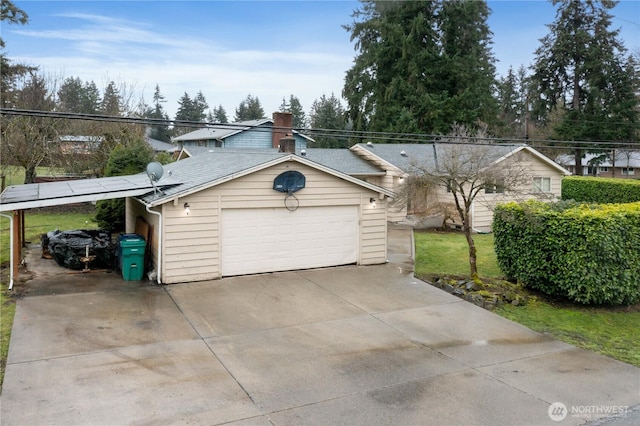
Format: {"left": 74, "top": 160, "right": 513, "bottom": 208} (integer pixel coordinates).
{"left": 343, "top": 0, "right": 498, "bottom": 135}
{"left": 208, "top": 104, "right": 228, "bottom": 123}
{"left": 100, "top": 81, "right": 122, "bottom": 116}
{"left": 1, "top": 0, "right": 34, "bottom": 108}
{"left": 234, "top": 94, "right": 265, "bottom": 121}
{"left": 57, "top": 77, "right": 101, "bottom": 113}
{"left": 280, "top": 95, "right": 307, "bottom": 128}
{"left": 309, "top": 93, "right": 348, "bottom": 148}
{"left": 83, "top": 81, "right": 101, "bottom": 114}
{"left": 175, "top": 92, "right": 193, "bottom": 122}
{"left": 496, "top": 66, "right": 530, "bottom": 139}
{"left": 0, "top": 0, "right": 28, "bottom": 48}
{"left": 95, "top": 139, "right": 154, "bottom": 231}
{"left": 530, "top": 0, "right": 639, "bottom": 175}
{"left": 144, "top": 84, "right": 171, "bottom": 142}
{"left": 193, "top": 90, "right": 209, "bottom": 121}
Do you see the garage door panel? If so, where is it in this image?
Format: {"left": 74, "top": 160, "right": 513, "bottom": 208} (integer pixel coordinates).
{"left": 221, "top": 206, "right": 358, "bottom": 276}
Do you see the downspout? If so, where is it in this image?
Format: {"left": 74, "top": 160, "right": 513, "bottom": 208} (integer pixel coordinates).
{"left": 0, "top": 212, "right": 14, "bottom": 290}
{"left": 144, "top": 204, "right": 162, "bottom": 284}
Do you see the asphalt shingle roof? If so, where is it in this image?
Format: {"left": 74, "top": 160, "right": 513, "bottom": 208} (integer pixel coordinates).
{"left": 302, "top": 149, "right": 384, "bottom": 175}
{"left": 353, "top": 143, "right": 524, "bottom": 174}
{"left": 139, "top": 150, "right": 290, "bottom": 204}
{"left": 172, "top": 119, "right": 271, "bottom": 142}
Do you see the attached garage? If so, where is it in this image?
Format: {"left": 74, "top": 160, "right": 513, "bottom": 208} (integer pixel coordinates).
{"left": 128, "top": 150, "right": 394, "bottom": 284}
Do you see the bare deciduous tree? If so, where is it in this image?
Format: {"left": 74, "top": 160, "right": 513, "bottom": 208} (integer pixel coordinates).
{"left": 1, "top": 71, "right": 60, "bottom": 183}
{"left": 403, "top": 125, "right": 534, "bottom": 279}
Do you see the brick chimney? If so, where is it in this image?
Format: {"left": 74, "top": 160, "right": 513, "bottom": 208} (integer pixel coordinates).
{"left": 272, "top": 111, "right": 293, "bottom": 149}
{"left": 279, "top": 135, "right": 296, "bottom": 153}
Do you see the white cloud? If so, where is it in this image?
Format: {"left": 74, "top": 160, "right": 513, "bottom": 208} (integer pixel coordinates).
{"left": 13, "top": 11, "right": 353, "bottom": 118}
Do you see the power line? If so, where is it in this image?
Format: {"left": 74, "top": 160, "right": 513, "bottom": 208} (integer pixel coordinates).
{"left": 1, "top": 108, "right": 638, "bottom": 151}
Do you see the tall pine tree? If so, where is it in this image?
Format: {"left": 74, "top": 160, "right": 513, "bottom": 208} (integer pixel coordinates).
{"left": 279, "top": 95, "right": 307, "bottom": 128}
{"left": 144, "top": 84, "right": 171, "bottom": 142}
{"left": 343, "top": 0, "right": 498, "bottom": 135}
{"left": 234, "top": 94, "right": 265, "bottom": 121}
{"left": 309, "top": 93, "right": 348, "bottom": 148}
{"left": 530, "top": 0, "right": 638, "bottom": 175}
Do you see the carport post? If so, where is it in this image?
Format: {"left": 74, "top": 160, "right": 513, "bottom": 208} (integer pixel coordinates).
{"left": 0, "top": 211, "right": 15, "bottom": 289}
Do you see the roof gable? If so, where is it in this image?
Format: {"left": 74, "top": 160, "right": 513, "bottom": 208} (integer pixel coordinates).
{"left": 140, "top": 150, "right": 392, "bottom": 206}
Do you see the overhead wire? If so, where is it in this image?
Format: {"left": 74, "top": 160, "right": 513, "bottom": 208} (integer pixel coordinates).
{"left": 1, "top": 107, "right": 638, "bottom": 151}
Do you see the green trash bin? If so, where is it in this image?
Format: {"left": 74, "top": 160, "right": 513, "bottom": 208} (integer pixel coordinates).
{"left": 120, "top": 236, "right": 146, "bottom": 281}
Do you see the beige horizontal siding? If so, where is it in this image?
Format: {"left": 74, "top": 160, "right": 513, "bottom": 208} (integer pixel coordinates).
{"left": 141, "top": 160, "right": 388, "bottom": 283}
{"left": 161, "top": 197, "right": 220, "bottom": 284}
{"left": 360, "top": 198, "right": 387, "bottom": 264}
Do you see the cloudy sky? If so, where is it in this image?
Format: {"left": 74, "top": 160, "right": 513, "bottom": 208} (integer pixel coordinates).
{"left": 4, "top": 0, "right": 639, "bottom": 119}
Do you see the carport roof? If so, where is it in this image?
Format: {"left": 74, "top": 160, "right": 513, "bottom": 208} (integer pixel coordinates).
{"left": 0, "top": 174, "right": 182, "bottom": 212}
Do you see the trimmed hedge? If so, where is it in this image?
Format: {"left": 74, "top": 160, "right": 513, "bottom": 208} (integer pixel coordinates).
{"left": 493, "top": 200, "right": 640, "bottom": 305}
{"left": 562, "top": 176, "right": 640, "bottom": 203}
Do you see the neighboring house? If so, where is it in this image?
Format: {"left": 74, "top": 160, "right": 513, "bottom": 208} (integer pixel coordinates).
{"left": 172, "top": 112, "right": 313, "bottom": 152}
{"left": 145, "top": 136, "right": 179, "bottom": 155}
{"left": 57, "top": 135, "right": 177, "bottom": 155}
{"left": 556, "top": 151, "right": 640, "bottom": 179}
{"left": 349, "top": 143, "right": 571, "bottom": 231}
{"left": 57, "top": 135, "right": 103, "bottom": 155}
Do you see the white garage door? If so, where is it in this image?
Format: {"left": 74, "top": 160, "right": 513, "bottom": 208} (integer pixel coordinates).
{"left": 221, "top": 206, "right": 359, "bottom": 276}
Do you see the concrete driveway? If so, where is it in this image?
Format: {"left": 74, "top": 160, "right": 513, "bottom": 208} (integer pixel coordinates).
{"left": 2, "top": 226, "right": 639, "bottom": 425}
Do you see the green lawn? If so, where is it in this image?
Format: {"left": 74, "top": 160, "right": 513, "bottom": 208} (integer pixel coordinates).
{"left": 414, "top": 230, "right": 640, "bottom": 367}
{"left": 414, "top": 230, "right": 502, "bottom": 279}
{"left": 0, "top": 165, "right": 66, "bottom": 188}
{"left": 1, "top": 210, "right": 98, "bottom": 389}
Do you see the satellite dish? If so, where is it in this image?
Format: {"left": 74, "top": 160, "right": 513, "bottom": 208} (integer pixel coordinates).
{"left": 146, "top": 162, "right": 164, "bottom": 182}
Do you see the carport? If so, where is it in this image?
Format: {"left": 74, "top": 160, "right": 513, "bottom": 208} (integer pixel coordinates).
{"left": 0, "top": 174, "right": 180, "bottom": 288}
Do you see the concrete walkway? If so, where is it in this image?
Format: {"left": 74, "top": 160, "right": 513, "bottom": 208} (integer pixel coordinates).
{"left": 1, "top": 225, "right": 638, "bottom": 425}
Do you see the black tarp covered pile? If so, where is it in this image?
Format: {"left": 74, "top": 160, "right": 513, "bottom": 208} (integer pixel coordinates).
{"left": 46, "top": 229, "right": 115, "bottom": 270}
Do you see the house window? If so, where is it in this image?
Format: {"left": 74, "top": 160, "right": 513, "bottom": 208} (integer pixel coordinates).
{"left": 533, "top": 177, "right": 551, "bottom": 193}
{"left": 621, "top": 168, "right": 635, "bottom": 176}
{"left": 598, "top": 167, "right": 608, "bottom": 173}
{"left": 197, "top": 140, "right": 206, "bottom": 147}
{"left": 485, "top": 180, "right": 505, "bottom": 194}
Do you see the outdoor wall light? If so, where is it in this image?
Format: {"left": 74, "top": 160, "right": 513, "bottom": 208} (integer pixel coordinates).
{"left": 369, "top": 197, "right": 377, "bottom": 208}
{"left": 184, "top": 203, "right": 190, "bottom": 215}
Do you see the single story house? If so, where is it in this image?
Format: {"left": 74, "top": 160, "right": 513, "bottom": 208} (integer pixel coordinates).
{"left": 56, "top": 135, "right": 177, "bottom": 156}
{"left": 57, "top": 135, "right": 103, "bottom": 155}
{"left": 556, "top": 150, "right": 639, "bottom": 179}
{"left": 348, "top": 142, "right": 572, "bottom": 231}
{"left": 175, "top": 142, "right": 570, "bottom": 231}
{"left": 172, "top": 112, "right": 313, "bottom": 152}
{"left": 145, "top": 136, "right": 179, "bottom": 155}
{"left": 0, "top": 147, "right": 392, "bottom": 286}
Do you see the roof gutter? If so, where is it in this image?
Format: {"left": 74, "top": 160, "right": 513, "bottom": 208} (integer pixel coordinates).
{"left": 0, "top": 212, "right": 14, "bottom": 290}
{"left": 143, "top": 203, "right": 162, "bottom": 285}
